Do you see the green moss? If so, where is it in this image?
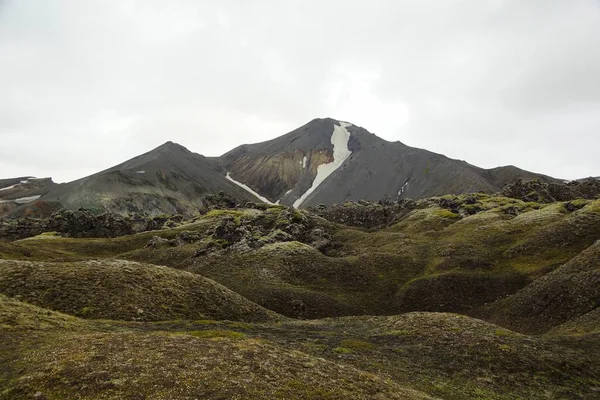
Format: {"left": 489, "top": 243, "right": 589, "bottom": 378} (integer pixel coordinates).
{"left": 227, "top": 321, "right": 253, "bottom": 330}
{"left": 275, "top": 217, "right": 291, "bottom": 227}
{"left": 462, "top": 203, "right": 483, "bottom": 215}
{"left": 290, "top": 209, "right": 304, "bottom": 223}
{"left": 213, "top": 239, "right": 230, "bottom": 248}
{"left": 186, "top": 329, "right": 246, "bottom": 339}
{"left": 570, "top": 199, "right": 591, "bottom": 207}
{"left": 78, "top": 306, "right": 92, "bottom": 317}
{"left": 332, "top": 346, "right": 353, "bottom": 354}
{"left": 339, "top": 339, "right": 375, "bottom": 351}
{"left": 303, "top": 343, "right": 328, "bottom": 351}
{"left": 525, "top": 201, "right": 541, "bottom": 209}
{"left": 193, "top": 319, "right": 218, "bottom": 325}
{"left": 385, "top": 329, "right": 414, "bottom": 336}
{"left": 582, "top": 199, "right": 600, "bottom": 213}
{"left": 434, "top": 209, "right": 460, "bottom": 219}
{"left": 205, "top": 209, "right": 247, "bottom": 225}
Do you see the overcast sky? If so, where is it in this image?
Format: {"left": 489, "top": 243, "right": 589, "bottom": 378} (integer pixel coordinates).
{"left": 1, "top": 0, "right": 599, "bottom": 183}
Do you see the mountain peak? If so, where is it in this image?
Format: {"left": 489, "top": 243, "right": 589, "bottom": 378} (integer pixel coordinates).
{"left": 307, "top": 117, "right": 352, "bottom": 126}
{"left": 157, "top": 141, "right": 188, "bottom": 151}
{"left": 147, "top": 141, "right": 192, "bottom": 157}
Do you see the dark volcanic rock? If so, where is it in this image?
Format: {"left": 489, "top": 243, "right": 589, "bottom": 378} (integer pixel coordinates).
{"left": 502, "top": 178, "right": 600, "bottom": 203}
{"left": 0, "top": 208, "right": 189, "bottom": 241}
{"left": 308, "top": 200, "right": 417, "bottom": 229}
{"left": 46, "top": 209, "right": 134, "bottom": 238}
{"left": 0, "top": 218, "right": 44, "bottom": 241}
{"left": 196, "top": 207, "right": 336, "bottom": 256}
{"left": 200, "top": 191, "right": 240, "bottom": 213}
{"left": 501, "top": 179, "right": 555, "bottom": 203}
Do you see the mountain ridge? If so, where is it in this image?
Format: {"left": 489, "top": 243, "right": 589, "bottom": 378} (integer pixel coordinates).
{"left": 1, "top": 117, "right": 564, "bottom": 217}
{"left": 219, "top": 118, "right": 559, "bottom": 208}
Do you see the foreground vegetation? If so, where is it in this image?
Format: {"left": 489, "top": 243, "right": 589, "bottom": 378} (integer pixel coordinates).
{"left": 1, "top": 194, "right": 599, "bottom": 399}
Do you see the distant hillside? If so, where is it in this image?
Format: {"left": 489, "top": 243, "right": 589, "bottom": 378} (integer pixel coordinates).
{"left": 0, "top": 118, "right": 566, "bottom": 217}
{"left": 4, "top": 142, "right": 261, "bottom": 217}
{"left": 0, "top": 177, "right": 57, "bottom": 216}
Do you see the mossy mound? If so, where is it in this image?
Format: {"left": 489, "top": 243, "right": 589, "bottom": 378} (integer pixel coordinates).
{"left": 0, "top": 259, "right": 279, "bottom": 322}
{"left": 550, "top": 307, "right": 600, "bottom": 335}
{"left": 473, "top": 241, "right": 600, "bottom": 334}
{"left": 187, "top": 247, "right": 373, "bottom": 319}
{"left": 3, "top": 330, "right": 434, "bottom": 400}
{"left": 390, "top": 207, "right": 461, "bottom": 234}
{"left": 278, "top": 312, "right": 599, "bottom": 399}
{"left": 0, "top": 293, "right": 85, "bottom": 331}
{"left": 395, "top": 272, "right": 528, "bottom": 313}
{"left": 504, "top": 204, "right": 600, "bottom": 259}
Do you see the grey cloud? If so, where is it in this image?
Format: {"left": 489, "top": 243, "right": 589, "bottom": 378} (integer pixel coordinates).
{"left": 0, "top": 0, "right": 598, "bottom": 182}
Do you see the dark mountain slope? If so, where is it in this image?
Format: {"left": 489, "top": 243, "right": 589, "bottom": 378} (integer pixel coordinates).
{"left": 1, "top": 118, "right": 564, "bottom": 216}
{"left": 484, "top": 165, "right": 557, "bottom": 188}
{"left": 220, "top": 118, "right": 558, "bottom": 208}
{"left": 7, "top": 142, "right": 261, "bottom": 217}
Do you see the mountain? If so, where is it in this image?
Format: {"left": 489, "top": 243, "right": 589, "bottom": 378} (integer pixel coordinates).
{"left": 5, "top": 142, "right": 262, "bottom": 217}
{"left": 2, "top": 117, "right": 561, "bottom": 217}
{"left": 220, "top": 118, "right": 558, "bottom": 208}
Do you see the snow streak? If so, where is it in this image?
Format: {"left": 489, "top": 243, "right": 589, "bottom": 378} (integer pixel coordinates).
{"left": 226, "top": 172, "right": 273, "bottom": 204}
{"left": 293, "top": 122, "right": 352, "bottom": 208}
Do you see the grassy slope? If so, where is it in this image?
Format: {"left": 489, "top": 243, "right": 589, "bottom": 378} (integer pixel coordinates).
{"left": 1, "top": 295, "right": 598, "bottom": 400}
{"left": 0, "top": 295, "right": 433, "bottom": 400}
{"left": 2, "top": 198, "right": 599, "bottom": 324}
{"left": 1, "top": 196, "right": 600, "bottom": 399}
{"left": 472, "top": 240, "right": 600, "bottom": 334}
{"left": 0, "top": 259, "right": 279, "bottom": 323}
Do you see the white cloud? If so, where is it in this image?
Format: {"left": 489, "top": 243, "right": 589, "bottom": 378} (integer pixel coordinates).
{"left": 324, "top": 65, "right": 410, "bottom": 140}
{"left": 0, "top": 0, "right": 598, "bottom": 182}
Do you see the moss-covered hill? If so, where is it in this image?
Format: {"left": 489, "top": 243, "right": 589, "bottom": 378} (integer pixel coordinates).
{"left": 472, "top": 240, "right": 600, "bottom": 334}
{"left": 0, "top": 259, "right": 279, "bottom": 323}
{"left": 1, "top": 194, "right": 599, "bottom": 399}
{"left": 0, "top": 295, "right": 434, "bottom": 400}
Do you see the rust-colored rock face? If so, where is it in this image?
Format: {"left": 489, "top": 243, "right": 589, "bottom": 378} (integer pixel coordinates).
{"left": 221, "top": 118, "right": 338, "bottom": 205}
{"left": 228, "top": 148, "right": 334, "bottom": 203}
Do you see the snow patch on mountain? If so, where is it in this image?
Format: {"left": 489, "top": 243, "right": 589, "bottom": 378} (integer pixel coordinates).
{"left": 293, "top": 122, "right": 352, "bottom": 208}
{"left": 226, "top": 172, "right": 273, "bottom": 204}
{"left": 15, "top": 195, "right": 41, "bottom": 204}
{"left": 1, "top": 177, "right": 47, "bottom": 192}
{"left": 398, "top": 180, "right": 409, "bottom": 196}
{"left": 0, "top": 184, "right": 18, "bottom": 192}
{"left": 0, "top": 195, "right": 41, "bottom": 204}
